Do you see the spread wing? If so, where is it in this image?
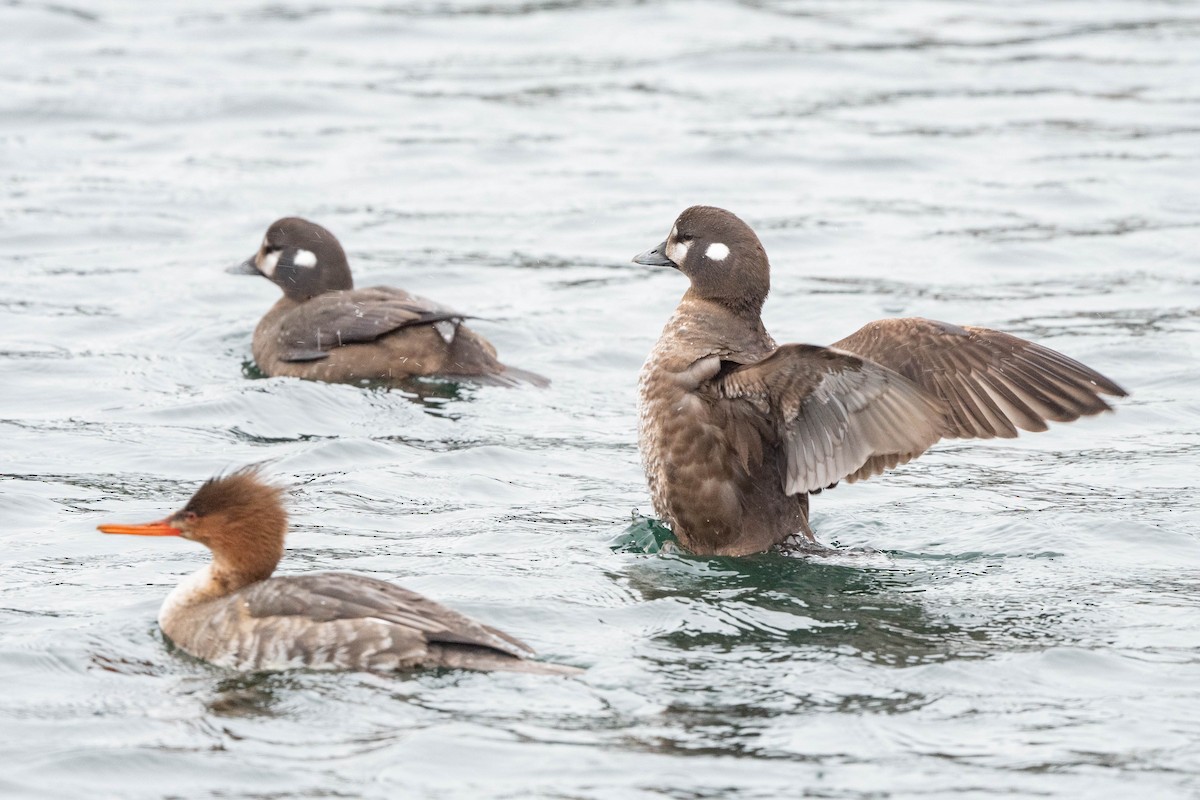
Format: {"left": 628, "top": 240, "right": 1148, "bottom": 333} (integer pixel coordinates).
{"left": 715, "top": 344, "right": 948, "bottom": 493}
{"left": 274, "top": 287, "right": 469, "bottom": 362}
{"left": 234, "top": 572, "right": 532, "bottom": 661}
{"left": 832, "top": 318, "right": 1127, "bottom": 440}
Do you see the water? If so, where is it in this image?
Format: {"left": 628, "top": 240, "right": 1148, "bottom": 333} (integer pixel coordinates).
{"left": 2, "top": 1, "right": 1199, "bottom": 797}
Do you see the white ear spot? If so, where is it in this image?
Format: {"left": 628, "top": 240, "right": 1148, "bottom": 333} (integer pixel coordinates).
{"left": 292, "top": 248, "right": 317, "bottom": 268}
{"left": 260, "top": 250, "right": 281, "bottom": 277}
{"left": 705, "top": 242, "right": 730, "bottom": 261}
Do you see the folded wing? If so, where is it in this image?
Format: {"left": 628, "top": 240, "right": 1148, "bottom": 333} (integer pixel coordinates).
{"left": 237, "top": 572, "right": 533, "bottom": 661}
{"left": 832, "top": 318, "right": 1127, "bottom": 440}
{"left": 275, "top": 287, "right": 468, "bottom": 362}
{"left": 715, "top": 344, "right": 948, "bottom": 493}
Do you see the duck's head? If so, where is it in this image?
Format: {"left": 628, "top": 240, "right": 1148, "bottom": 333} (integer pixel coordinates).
{"left": 633, "top": 205, "right": 770, "bottom": 316}
{"left": 230, "top": 217, "right": 353, "bottom": 301}
{"left": 98, "top": 469, "right": 288, "bottom": 582}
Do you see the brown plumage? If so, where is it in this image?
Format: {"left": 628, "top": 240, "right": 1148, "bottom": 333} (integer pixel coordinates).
{"left": 634, "top": 206, "right": 1127, "bottom": 556}
{"left": 98, "top": 469, "right": 578, "bottom": 676}
{"left": 231, "top": 217, "right": 547, "bottom": 387}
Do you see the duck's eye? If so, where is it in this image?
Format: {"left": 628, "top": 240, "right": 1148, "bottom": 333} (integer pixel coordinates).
{"left": 183, "top": 511, "right": 198, "bottom": 523}
{"left": 677, "top": 234, "right": 693, "bottom": 244}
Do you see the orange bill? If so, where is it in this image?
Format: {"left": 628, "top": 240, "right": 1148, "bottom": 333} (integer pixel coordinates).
{"left": 97, "top": 517, "right": 181, "bottom": 536}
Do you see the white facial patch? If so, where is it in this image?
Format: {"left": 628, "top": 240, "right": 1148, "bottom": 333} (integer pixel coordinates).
{"left": 259, "top": 250, "right": 281, "bottom": 277}
{"left": 292, "top": 248, "right": 317, "bottom": 268}
{"left": 705, "top": 242, "right": 730, "bottom": 261}
{"left": 666, "top": 239, "right": 690, "bottom": 265}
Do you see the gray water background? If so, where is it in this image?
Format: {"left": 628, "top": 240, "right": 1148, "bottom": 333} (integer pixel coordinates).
{"left": 2, "top": 1, "right": 1199, "bottom": 797}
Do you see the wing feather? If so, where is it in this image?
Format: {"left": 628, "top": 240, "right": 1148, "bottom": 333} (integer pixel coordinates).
{"left": 236, "top": 572, "right": 532, "bottom": 659}
{"left": 274, "top": 287, "right": 468, "bottom": 363}
{"left": 716, "top": 344, "right": 948, "bottom": 495}
{"left": 832, "top": 318, "right": 1126, "bottom": 440}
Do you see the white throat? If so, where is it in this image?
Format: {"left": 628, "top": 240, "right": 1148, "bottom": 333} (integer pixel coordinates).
{"left": 158, "top": 564, "right": 220, "bottom": 629}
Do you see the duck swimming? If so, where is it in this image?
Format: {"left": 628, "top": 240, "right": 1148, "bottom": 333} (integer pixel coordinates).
{"left": 634, "top": 205, "right": 1127, "bottom": 556}
{"left": 98, "top": 469, "right": 577, "bottom": 675}
{"left": 231, "top": 217, "right": 547, "bottom": 387}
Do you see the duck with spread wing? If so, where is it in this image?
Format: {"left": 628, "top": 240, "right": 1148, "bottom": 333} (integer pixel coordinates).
{"left": 634, "top": 205, "right": 1127, "bottom": 556}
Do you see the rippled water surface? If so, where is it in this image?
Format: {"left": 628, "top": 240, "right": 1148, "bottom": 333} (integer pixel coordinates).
{"left": 2, "top": 1, "right": 1199, "bottom": 797}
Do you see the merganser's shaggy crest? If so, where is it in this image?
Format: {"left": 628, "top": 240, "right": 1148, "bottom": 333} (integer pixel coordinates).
{"left": 231, "top": 217, "right": 547, "bottom": 387}
{"left": 98, "top": 470, "right": 577, "bottom": 675}
{"left": 634, "top": 205, "right": 1127, "bottom": 556}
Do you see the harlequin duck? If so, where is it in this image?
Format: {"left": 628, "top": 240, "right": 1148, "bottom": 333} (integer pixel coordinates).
{"left": 634, "top": 205, "right": 1127, "bottom": 556}
{"left": 98, "top": 468, "right": 579, "bottom": 675}
{"left": 230, "top": 217, "right": 547, "bottom": 387}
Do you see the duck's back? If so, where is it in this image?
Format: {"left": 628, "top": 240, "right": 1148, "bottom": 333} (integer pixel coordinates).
{"left": 252, "top": 287, "right": 507, "bottom": 385}
{"left": 162, "top": 572, "right": 573, "bottom": 674}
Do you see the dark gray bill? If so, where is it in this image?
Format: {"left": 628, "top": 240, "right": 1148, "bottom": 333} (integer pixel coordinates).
{"left": 227, "top": 256, "right": 260, "bottom": 275}
{"left": 632, "top": 241, "right": 676, "bottom": 268}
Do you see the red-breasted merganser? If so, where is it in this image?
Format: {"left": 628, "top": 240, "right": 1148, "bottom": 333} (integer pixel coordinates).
{"left": 633, "top": 205, "right": 1128, "bottom": 556}
{"left": 98, "top": 469, "right": 577, "bottom": 675}
{"left": 229, "top": 217, "right": 548, "bottom": 387}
